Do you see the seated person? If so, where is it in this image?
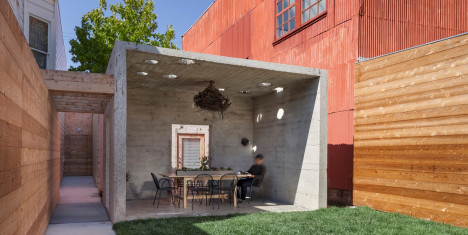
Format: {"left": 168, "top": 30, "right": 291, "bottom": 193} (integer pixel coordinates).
{"left": 237, "top": 154, "right": 266, "bottom": 202}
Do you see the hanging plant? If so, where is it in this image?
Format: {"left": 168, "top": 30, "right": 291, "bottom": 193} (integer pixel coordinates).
{"left": 194, "top": 80, "right": 231, "bottom": 117}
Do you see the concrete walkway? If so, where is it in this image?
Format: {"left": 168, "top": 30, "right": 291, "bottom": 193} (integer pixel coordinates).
{"left": 46, "top": 176, "right": 115, "bottom": 235}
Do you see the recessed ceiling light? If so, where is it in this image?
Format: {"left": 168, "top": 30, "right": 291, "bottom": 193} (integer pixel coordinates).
{"left": 277, "top": 108, "right": 285, "bottom": 119}
{"left": 273, "top": 87, "right": 284, "bottom": 93}
{"left": 137, "top": 72, "right": 148, "bottom": 76}
{"left": 259, "top": 82, "right": 272, "bottom": 87}
{"left": 252, "top": 146, "right": 257, "bottom": 152}
{"left": 163, "top": 74, "right": 178, "bottom": 79}
{"left": 218, "top": 88, "right": 225, "bottom": 91}
{"left": 240, "top": 90, "right": 250, "bottom": 94}
{"left": 178, "top": 58, "right": 195, "bottom": 65}
{"left": 145, "top": 60, "right": 158, "bottom": 64}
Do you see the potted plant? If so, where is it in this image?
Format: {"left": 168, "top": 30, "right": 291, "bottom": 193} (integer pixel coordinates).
{"left": 176, "top": 156, "right": 234, "bottom": 175}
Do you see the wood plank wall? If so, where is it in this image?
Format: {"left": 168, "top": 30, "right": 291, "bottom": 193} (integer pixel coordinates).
{"left": 354, "top": 33, "right": 468, "bottom": 228}
{"left": 0, "top": 0, "right": 63, "bottom": 234}
{"left": 63, "top": 113, "right": 93, "bottom": 176}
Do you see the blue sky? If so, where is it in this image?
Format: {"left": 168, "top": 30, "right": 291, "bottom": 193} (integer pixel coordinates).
{"left": 60, "top": 0, "right": 214, "bottom": 69}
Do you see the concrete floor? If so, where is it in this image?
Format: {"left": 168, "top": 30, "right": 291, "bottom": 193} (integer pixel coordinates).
{"left": 127, "top": 196, "right": 310, "bottom": 221}
{"left": 46, "top": 176, "right": 114, "bottom": 235}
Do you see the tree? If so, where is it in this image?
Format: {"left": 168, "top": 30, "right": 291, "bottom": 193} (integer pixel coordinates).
{"left": 69, "top": 0, "right": 177, "bottom": 73}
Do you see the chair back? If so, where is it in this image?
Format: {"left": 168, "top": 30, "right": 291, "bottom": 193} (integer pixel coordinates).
{"left": 151, "top": 173, "right": 161, "bottom": 190}
{"left": 219, "top": 174, "right": 238, "bottom": 190}
{"left": 253, "top": 171, "right": 265, "bottom": 187}
{"left": 192, "top": 174, "right": 214, "bottom": 189}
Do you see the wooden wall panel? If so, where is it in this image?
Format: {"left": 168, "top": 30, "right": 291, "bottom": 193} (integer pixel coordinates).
{"left": 354, "top": 33, "right": 468, "bottom": 228}
{"left": 0, "top": 1, "right": 63, "bottom": 234}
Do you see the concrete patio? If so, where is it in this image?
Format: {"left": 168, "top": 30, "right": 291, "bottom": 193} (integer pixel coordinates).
{"left": 126, "top": 197, "right": 311, "bottom": 221}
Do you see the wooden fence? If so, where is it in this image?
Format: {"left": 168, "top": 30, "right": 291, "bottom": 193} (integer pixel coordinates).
{"left": 354, "top": 33, "right": 468, "bottom": 228}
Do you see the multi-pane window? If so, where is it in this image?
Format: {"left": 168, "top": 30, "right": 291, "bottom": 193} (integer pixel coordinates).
{"left": 302, "top": 0, "right": 326, "bottom": 23}
{"left": 29, "top": 16, "right": 48, "bottom": 69}
{"left": 276, "top": 0, "right": 327, "bottom": 39}
{"left": 276, "top": 0, "right": 296, "bottom": 38}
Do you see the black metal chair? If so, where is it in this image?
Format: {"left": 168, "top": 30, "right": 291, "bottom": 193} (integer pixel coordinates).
{"left": 151, "top": 173, "right": 177, "bottom": 208}
{"left": 213, "top": 174, "right": 238, "bottom": 209}
{"left": 189, "top": 174, "right": 214, "bottom": 210}
{"left": 246, "top": 176, "right": 265, "bottom": 204}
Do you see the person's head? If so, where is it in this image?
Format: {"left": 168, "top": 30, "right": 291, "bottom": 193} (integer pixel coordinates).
{"left": 254, "top": 154, "right": 264, "bottom": 165}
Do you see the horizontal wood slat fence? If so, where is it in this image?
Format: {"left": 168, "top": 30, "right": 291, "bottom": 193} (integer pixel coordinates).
{"left": 354, "top": 33, "right": 468, "bottom": 228}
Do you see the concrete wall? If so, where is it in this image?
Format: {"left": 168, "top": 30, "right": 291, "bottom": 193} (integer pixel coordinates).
{"left": 253, "top": 79, "right": 327, "bottom": 209}
{"left": 104, "top": 42, "right": 126, "bottom": 223}
{"left": 93, "top": 114, "right": 105, "bottom": 191}
{"left": 126, "top": 88, "right": 254, "bottom": 199}
{"left": 0, "top": 1, "right": 63, "bottom": 233}
{"left": 63, "top": 112, "right": 93, "bottom": 176}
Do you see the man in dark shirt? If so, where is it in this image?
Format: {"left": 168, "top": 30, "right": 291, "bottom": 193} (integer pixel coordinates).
{"left": 237, "top": 154, "right": 266, "bottom": 202}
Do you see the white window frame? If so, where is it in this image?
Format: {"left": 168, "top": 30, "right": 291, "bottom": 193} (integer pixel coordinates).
{"left": 171, "top": 124, "right": 210, "bottom": 169}
{"left": 28, "top": 14, "right": 50, "bottom": 68}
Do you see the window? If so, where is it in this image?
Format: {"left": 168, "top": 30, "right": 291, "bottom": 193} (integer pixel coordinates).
{"left": 171, "top": 124, "right": 210, "bottom": 169}
{"left": 276, "top": 0, "right": 296, "bottom": 38}
{"left": 29, "top": 16, "right": 49, "bottom": 69}
{"left": 177, "top": 134, "right": 206, "bottom": 169}
{"left": 302, "top": 0, "right": 326, "bottom": 23}
{"left": 276, "top": 0, "right": 327, "bottom": 39}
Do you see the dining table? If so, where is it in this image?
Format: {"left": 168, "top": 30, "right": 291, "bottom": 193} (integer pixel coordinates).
{"left": 160, "top": 173, "right": 251, "bottom": 209}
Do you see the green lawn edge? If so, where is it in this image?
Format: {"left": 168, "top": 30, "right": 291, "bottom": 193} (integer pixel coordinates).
{"left": 113, "top": 207, "right": 468, "bottom": 235}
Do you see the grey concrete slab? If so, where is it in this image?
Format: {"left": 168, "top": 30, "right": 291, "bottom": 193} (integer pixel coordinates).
{"left": 49, "top": 176, "right": 110, "bottom": 224}
{"left": 46, "top": 222, "right": 114, "bottom": 235}
{"left": 126, "top": 198, "right": 311, "bottom": 221}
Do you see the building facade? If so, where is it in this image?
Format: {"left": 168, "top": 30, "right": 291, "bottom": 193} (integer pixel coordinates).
{"left": 8, "top": 0, "right": 66, "bottom": 70}
{"left": 182, "top": 0, "right": 468, "bottom": 205}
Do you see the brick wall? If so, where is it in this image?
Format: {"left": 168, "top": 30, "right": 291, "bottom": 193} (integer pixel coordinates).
{"left": 63, "top": 113, "right": 93, "bottom": 176}
{"left": 0, "top": 1, "right": 63, "bottom": 234}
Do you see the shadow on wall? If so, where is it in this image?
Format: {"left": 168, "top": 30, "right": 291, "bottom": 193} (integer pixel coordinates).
{"left": 327, "top": 144, "right": 353, "bottom": 205}
{"left": 255, "top": 79, "right": 320, "bottom": 208}
{"left": 127, "top": 180, "right": 156, "bottom": 199}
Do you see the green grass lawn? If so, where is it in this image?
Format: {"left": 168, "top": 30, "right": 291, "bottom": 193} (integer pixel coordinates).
{"left": 113, "top": 207, "right": 467, "bottom": 235}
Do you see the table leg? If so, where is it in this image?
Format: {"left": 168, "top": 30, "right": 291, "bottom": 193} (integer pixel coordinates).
{"left": 233, "top": 187, "right": 237, "bottom": 207}
{"left": 172, "top": 179, "right": 177, "bottom": 206}
{"left": 183, "top": 178, "right": 188, "bottom": 209}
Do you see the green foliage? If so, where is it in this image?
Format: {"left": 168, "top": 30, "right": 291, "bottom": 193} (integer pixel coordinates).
{"left": 69, "top": 0, "right": 177, "bottom": 73}
{"left": 113, "top": 207, "right": 468, "bottom": 235}
{"left": 200, "top": 156, "right": 209, "bottom": 171}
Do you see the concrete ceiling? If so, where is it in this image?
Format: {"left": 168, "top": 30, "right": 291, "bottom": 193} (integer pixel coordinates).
{"left": 126, "top": 49, "right": 323, "bottom": 97}
{"left": 42, "top": 70, "right": 114, "bottom": 113}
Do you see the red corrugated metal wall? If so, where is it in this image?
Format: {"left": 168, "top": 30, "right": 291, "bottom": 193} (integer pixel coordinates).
{"left": 182, "top": 0, "right": 467, "bottom": 205}
{"left": 221, "top": 13, "right": 251, "bottom": 58}
{"left": 359, "top": 0, "right": 468, "bottom": 58}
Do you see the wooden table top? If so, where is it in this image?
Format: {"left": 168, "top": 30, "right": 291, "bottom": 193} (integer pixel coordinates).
{"left": 160, "top": 173, "right": 251, "bottom": 179}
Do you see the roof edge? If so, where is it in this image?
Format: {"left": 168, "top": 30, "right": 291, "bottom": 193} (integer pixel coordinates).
{"left": 113, "top": 41, "right": 326, "bottom": 78}
{"left": 182, "top": 0, "right": 217, "bottom": 37}
{"left": 357, "top": 32, "right": 468, "bottom": 63}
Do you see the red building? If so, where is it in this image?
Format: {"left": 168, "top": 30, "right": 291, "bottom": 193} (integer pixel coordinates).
{"left": 182, "top": 0, "right": 468, "bottom": 205}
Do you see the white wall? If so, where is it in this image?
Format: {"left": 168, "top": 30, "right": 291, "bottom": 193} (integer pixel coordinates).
{"left": 7, "top": 0, "right": 67, "bottom": 70}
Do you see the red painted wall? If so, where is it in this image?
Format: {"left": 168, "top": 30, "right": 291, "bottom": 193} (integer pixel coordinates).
{"left": 182, "top": 0, "right": 467, "bottom": 204}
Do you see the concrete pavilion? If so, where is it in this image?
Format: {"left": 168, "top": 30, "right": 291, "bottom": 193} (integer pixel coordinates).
{"left": 45, "top": 41, "right": 328, "bottom": 222}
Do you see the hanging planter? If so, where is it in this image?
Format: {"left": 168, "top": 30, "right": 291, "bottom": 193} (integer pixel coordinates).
{"left": 194, "top": 80, "right": 231, "bottom": 117}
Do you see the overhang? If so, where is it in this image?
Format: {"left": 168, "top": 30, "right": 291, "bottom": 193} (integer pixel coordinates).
{"left": 42, "top": 70, "right": 114, "bottom": 113}
{"left": 122, "top": 43, "right": 325, "bottom": 97}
